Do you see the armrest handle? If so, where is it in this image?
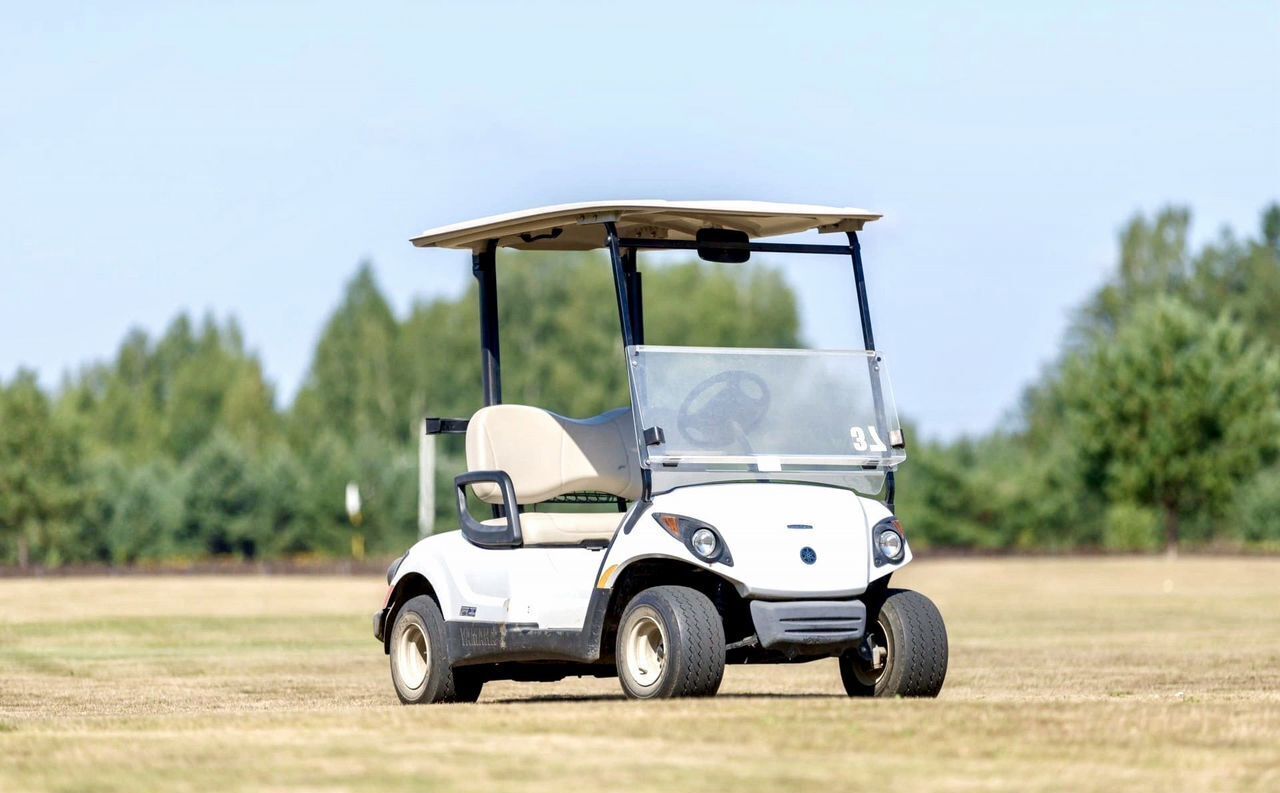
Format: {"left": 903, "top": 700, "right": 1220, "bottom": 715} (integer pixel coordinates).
{"left": 455, "top": 470, "right": 522, "bottom": 548}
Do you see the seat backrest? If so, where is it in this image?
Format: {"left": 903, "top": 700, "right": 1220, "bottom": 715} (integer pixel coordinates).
{"left": 466, "top": 405, "right": 642, "bottom": 505}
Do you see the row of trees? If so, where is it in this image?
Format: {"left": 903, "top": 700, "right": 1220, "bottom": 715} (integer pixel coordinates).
{"left": 0, "top": 255, "right": 798, "bottom": 566}
{"left": 2, "top": 205, "right": 1277, "bottom": 565}
{"left": 899, "top": 205, "right": 1280, "bottom": 551}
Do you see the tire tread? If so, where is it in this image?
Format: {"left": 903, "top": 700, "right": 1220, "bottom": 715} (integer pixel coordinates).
{"left": 390, "top": 595, "right": 483, "bottom": 705}
{"left": 840, "top": 588, "right": 947, "bottom": 698}
{"left": 617, "top": 585, "right": 725, "bottom": 699}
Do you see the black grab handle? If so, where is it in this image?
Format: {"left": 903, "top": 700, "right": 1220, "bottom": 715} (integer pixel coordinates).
{"left": 455, "top": 470, "right": 522, "bottom": 548}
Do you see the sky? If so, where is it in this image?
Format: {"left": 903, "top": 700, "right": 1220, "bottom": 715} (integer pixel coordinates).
{"left": 1, "top": 1, "right": 1277, "bottom": 439}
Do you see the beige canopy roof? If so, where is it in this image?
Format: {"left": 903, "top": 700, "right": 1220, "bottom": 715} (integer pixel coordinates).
{"left": 410, "top": 200, "right": 882, "bottom": 251}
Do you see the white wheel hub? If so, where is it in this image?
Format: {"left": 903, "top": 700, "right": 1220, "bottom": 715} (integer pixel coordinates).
{"left": 625, "top": 610, "right": 667, "bottom": 689}
{"left": 396, "top": 619, "right": 431, "bottom": 691}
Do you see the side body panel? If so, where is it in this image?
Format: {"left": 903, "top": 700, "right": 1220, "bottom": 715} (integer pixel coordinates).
{"left": 391, "top": 530, "right": 603, "bottom": 629}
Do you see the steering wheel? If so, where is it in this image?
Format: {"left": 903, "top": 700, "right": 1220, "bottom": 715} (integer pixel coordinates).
{"left": 676, "top": 370, "right": 772, "bottom": 448}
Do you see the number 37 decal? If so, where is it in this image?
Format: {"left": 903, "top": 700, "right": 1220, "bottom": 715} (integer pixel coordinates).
{"left": 850, "top": 426, "right": 888, "bottom": 453}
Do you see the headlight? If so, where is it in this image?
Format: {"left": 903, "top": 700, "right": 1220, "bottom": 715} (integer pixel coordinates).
{"left": 876, "top": 526, "right": 904, "bottom": 561}
{"left": 690, "top": 528, "right": 718, "bottom": 558}
{"left": 652, "top": 513, "right": 734, "bottom": 566}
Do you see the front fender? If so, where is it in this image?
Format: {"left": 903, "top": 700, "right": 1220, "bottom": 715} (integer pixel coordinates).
{"left": 385, "top": 531, "right": 486, "bottom": 626}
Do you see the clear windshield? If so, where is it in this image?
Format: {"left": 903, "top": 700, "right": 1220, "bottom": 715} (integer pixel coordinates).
{"left": 627, "top": 345, "right": 905, "bottom": 472}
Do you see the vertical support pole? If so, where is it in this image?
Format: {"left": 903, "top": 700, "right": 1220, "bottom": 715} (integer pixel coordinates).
{"left": 418, "top": 419, "right": 436, "bottom": 538}
{"left": 608, "top": 223, "right": 651, "bottom": 500}
{"left": 848, "top": 231, "right": 896, "bottom": 510}
{"left": 622, "top": 247, "right": 644, "bottom": 345}
{"left": 848, "top": 231, "right": 876, "bottom": 351}
{"left": 605, "top": 222, "right": 637, "bottom": 348}
{"left": 473, "top": 240, "right": 501, "bottom": 406}
{"left": 473, "top": 240, "right": 504, "bottom": 520}
{"left": 623, "top": 246, "right": 645, "bottom": 506}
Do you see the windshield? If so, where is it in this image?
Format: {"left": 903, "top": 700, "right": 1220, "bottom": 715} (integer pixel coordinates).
{"left": 627, "top": 345, "right": 905, "bottom": 472}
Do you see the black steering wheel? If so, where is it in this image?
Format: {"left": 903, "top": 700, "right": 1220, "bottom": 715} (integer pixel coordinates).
{"left": 676, "top": 370, "right": 772, "bottom": 448}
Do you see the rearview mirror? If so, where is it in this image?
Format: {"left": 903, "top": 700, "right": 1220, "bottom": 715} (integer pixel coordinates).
{"left": 696, "top": 228, "right": 750, "bottom": 264}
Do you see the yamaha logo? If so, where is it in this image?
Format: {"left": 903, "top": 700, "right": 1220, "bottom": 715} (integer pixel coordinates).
{"left": 800, "top": 547, "right": 817, "bottom": 565}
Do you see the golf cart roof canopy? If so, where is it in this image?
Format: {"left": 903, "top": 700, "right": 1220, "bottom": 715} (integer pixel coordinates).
{"left": 410, "top": 200, "right": 882, "bottom": 252}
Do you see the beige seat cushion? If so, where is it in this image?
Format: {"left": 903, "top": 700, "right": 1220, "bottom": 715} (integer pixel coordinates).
{"left": 466, "top": 405, "right": 641, "bottom": 505}
{"left": 483, "top": 512, "right": 622, "bottom": 546}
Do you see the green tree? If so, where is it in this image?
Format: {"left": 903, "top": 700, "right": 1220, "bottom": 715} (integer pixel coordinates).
{"left": 1057, "top": 296, "right": 1280, "bottom": 551}
{"left": 1074, "top": 207, "right": 1193, "bottom": 343}
{"left": 57, "top": 313, "right": 280, "bottom": 463}
{"left": 163, "top": 316, "right": 279, "bottom": 459}
{"left": 106, "top": 461, "right": 184, "bottom": 564}
{"left": 290, "top": 432, "right": 417, "bottom": 556}
{"left": 1073, "top": 203, "right": 1280, "bottom": 349}
{"left": 1007, "top": 202, "right": 1280, "bottom": 551}
{"left": 1264, "top": 204, "right": 1280, "bottom": 250}
{"left": 1186, "top": 205, "right": 1280, "bottom": 350}
{"left": 348, "top": 434, "right": 419, "bottom": 554}
{"left": 179, "top": 432, "right": 261, "bottom": 557}
{"left": 897, "top": 428, "right": 1098, "bottom": 551}
{"left": 894, "top": 435, "right": 995, "bottom": 549}
{"left": 295, "top": 432, "right": 365, "bottom": 555}
{"left": 0, "top": 371, "right": 84, "bottom": 567}
{"left": 291, "top": 263, "right": 403, "bottom": 443}
{"left": 1234, "top": 465, "right": 1280, "bottom": 546}
{"left": 644, "top": 260, "right": 801, "bottom": 349}
{"left": 85, "top": 329, "right": 166, "bottom": 461}
{"left": 75, "top": 453, "right": 131, "bottom": 564}
{"left": 250, "top": 443, "right": 314, "bottom": 557}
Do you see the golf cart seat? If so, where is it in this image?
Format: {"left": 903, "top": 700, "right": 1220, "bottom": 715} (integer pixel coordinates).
{"left": 466, "top": 404, "right": 642, "bottom": 546}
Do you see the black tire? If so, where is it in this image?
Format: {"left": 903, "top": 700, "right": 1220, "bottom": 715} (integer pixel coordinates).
{"left": 389, "top": 595, "right": 483, "bottom": 704}
{"left": 616, "top": 585, "right": 725, "bottom": 699}
{"left": 840, "top": 589, "right": 947, "bottom": 698}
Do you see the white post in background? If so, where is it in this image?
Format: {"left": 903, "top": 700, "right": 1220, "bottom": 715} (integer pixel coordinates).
{"left": 418, "top": 419, "right": 436, "bottom": 538}
{"left": 345, "top": 482, "right": 365, "bottom": 560}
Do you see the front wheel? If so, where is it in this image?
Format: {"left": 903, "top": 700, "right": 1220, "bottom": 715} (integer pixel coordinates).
{"left": 840, "top": 589, "right": 948, "bottom": 698}
{"left": 616, "top": 586, "right": 725, "bottom": 699}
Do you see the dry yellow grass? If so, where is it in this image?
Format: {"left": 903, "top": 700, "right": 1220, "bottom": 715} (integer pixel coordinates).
{"left": 2, "top": 558, "right": 1278, "bottom": 792}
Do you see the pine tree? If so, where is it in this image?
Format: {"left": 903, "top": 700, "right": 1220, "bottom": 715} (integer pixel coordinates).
{"left": 1059, "top": 297, "right": 1280, "bottom": 551}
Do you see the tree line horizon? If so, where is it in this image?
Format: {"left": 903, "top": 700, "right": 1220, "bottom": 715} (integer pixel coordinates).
{"left": 2, "top": 203, "right": 1279, "bottom": 567}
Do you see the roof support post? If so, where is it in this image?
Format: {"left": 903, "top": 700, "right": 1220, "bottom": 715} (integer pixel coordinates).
{"left": 847, "top": 231, "right": 876, "bottom": 351}
{"left": 621, "top": 246, "right": 644, "bottom": 345}
{"left": 473, "top": 240, "right": 501, "bottom": 406}
{"left": 604, "top": 222, "right": 637, "bottom": 348}
{"left": 607, "top": 223, "right": 653, "bottom": 500}
{"left": 847, "top": 231, "right": 896, "bottom": 510}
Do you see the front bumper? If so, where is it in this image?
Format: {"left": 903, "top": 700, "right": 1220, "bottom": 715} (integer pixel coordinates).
{"left": 749, "top": 599, "right": 866, "bottom": 655}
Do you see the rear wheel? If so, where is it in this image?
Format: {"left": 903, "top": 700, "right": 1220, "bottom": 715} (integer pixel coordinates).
{"left": 840, "top": 589, "right": 947, "bottom": 698}
{"left": 390, "top": 595, "right": 483, "bottom": 704}
{"left": 616, "top": 585, "right": 725, "bottom": 699}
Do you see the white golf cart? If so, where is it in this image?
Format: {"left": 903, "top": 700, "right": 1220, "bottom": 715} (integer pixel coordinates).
{"left": 374, "top": 201, "right": 948, "bottom": 702}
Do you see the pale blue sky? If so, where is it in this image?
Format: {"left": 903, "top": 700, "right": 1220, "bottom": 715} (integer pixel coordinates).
{"left": 2, "top": 2, "right": 1277, "bottom": 438}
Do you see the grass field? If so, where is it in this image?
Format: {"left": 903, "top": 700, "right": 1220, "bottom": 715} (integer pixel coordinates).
{"left": 2, "top": 558, "right": 1278, "bottom": 792}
